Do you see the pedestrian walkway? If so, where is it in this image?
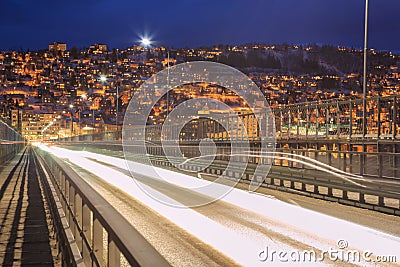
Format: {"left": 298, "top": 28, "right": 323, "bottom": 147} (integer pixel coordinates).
{"left": 0, "top": 147, "right": 59, "bottom": 266}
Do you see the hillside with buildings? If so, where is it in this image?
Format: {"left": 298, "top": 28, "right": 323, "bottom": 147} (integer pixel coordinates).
{"left": 0, "top": 42, "right": 398, "bottom": 140}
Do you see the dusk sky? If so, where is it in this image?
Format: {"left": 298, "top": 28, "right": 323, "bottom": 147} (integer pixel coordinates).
{"left": 1, "top": 0, "right": 399, "bottom": 51}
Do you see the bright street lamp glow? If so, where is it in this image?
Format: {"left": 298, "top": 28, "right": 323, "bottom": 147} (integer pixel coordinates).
{"left": 100, "top": 75, "right": 107, "bottom": 83}
{"left": 140, "top": 38, "right": 151, "bottom": 47}
{"left": 81, "top": 94, "right": 87, "bottom": 99}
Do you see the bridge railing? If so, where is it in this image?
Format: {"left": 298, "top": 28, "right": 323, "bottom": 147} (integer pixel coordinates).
{"left": 0, "top": 117, "right": 24, "bottom": 163}
{"left": 57, "top": 96, "right": 400, "bottom": 181}
{"left": 34, "top": 147, "right": 170, "bottom": 267}
{"left": 58, "top": 95, "right": 400, "bottom": 143}
{"left": 274, "top": 95, "right": 399, "bottom": 140}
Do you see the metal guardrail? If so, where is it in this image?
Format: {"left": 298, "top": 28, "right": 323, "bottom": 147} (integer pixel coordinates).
{"left": 58, "top": 95, "right": 400, "bottom": 144}
{"left": 55, "top": 139, "right": 400, "bottom": 215}
{"left": 0, "top": 117, "right": 24, "bottom": 163}
{"left": 61, "top": 140, "right": 400, "bottom": 180}
{"left": 144, "top": 154, "right": 400, "bottom": 216}
{"left": 53, "top": 95, "right": 400, "bottom": 215}
{"left": 34, "top": 148, "right": 170, "bottom": 267}
{"left": 274, "top": 95, "right": 400, "bottom": 141}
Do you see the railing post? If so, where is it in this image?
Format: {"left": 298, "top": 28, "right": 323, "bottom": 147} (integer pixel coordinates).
{"left": 394, "top": 144, "right": 398, "bottom": 179}
{"left": 93, "top": 217, "right": 104, "bottom": 266}
{"left": 327, "top": 144, "right": 332, "bottom": 168}
{"left": 327, "top": 187, "right": 333, "bottom": 197}
{"left": 65, "top": 179, "right": 70, "bottom": 220}
{"left": 108, "top": 238, "right": 121, "bottom": 267}
{"left": 378, "top": 196, "right": 384, "bottom": 207}
{"left": 349, "top": 144, "right": 353, "bottom": 173}
{"left": 74, "top": 194, "right": 83, "bottom": 253}
{"left": 377, "top": 143, "right": 383, "bottom": 178}
{"left": 69, "top": 186, "right": 75, "bottom": 235}
{"left": 361, "top": 144, "right": 366, "bottom": 176}
{"left": 359, "top": 192, "right": 365, "bottom": 203}
{"left": 82, "top": 203, "right": 92, "bottom": 267}
{"left": 342, "top": 190, "right": 348, "bottom": 200}
{"left": 314, "top": 184, "right": 319, "bottom": 194}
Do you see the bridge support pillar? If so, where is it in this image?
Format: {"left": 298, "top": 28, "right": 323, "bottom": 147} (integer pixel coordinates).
{"left": 290, "top": 181, "right": 295, "bottom": 189}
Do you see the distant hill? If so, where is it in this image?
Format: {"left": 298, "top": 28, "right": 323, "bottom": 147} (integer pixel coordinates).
{"left": 213, "top": 44, "right": 398, "bottom": 75}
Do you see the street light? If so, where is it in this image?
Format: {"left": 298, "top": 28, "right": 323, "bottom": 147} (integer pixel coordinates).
{"left": 100, "top": 75, "right": 107, "bottom": 83}
{"left": 92, "top": 109, "right": 96, "bottom": 134}
{"left": 140, "top": 37, "right": 171, "bottom": 119}
{"left": 100, "top": 75, "right": 119, "bottom": 134}
{"left": 362, "top": 0, "right": 369, "bottom": 137}
{"left": 69, "top": 104, "right": 75, "bottom": 137}
{"left": 116, "top": 85, "right": 119, "bottom": 133}
{"left": 140, "top": 38, "right": 151, "bottom": 47}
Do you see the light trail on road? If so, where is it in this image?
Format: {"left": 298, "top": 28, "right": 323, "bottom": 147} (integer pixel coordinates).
{"left": 37, "top": 144, "right": 400, "bottom": 266}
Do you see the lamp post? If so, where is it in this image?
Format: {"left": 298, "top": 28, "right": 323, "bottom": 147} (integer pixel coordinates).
{"left": 140, "top": 37, "right": 171, "bottom": 119}
{"left": 116, "top": 84, "right": 119, "bottom": 133}
{"left": 100, "top": 75, "right": 119, "bottom": 136}
{"left": 362, "top": 0, "right": 369, "bottom": 137}
{"left": 92, "top": 109, "right": 95, "bottom": 134}
{"left": 167, "top": 48, "right": 170, "bottom": 118}
{"left": 69, "top": 104, "right": 74, "bottom": 137}
{"left": 68, "top": 104, "right": 81, "bottom": 136}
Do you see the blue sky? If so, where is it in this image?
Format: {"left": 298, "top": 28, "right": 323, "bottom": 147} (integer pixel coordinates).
{"left": 1, "top": 0, "right": 399, "bottom": 51}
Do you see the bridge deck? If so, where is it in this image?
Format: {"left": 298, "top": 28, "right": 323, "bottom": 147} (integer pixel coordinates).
{"left": 0, "top": 148, "right": 59, "bottom": 266}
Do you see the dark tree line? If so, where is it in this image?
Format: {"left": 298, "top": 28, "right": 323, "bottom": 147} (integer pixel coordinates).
{"left": 217, "top": 50, "right": 281, "bottom": 69}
